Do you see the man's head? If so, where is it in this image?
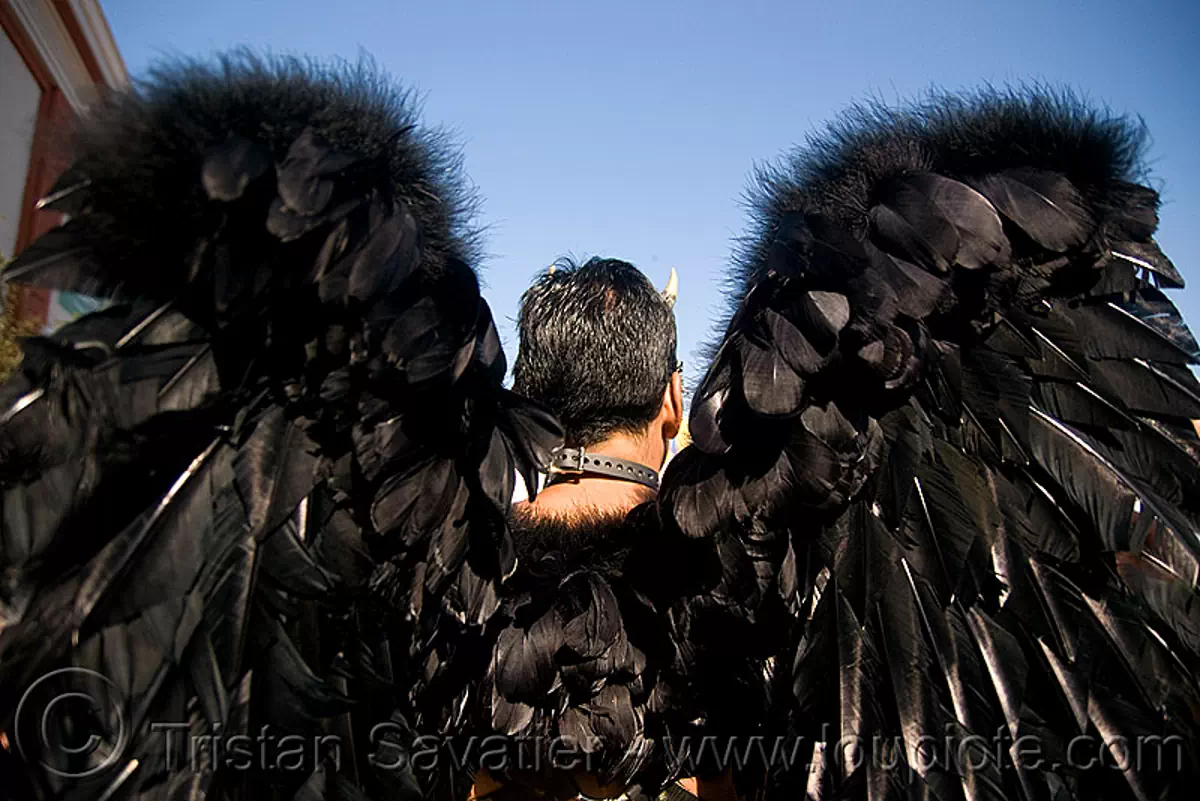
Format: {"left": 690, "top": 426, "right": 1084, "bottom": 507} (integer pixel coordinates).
{"left": 513, "top": 257, "right": 682, "bottom": 453}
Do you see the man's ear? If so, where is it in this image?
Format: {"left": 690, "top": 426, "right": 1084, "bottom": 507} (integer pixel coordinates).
{"left": 662, "top": 372, "right": 684, "bottom": 440}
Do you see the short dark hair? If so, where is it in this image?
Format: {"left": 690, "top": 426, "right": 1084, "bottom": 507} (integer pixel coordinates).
{"left": 513, "top": 257, "right": 677, "bottom": 447}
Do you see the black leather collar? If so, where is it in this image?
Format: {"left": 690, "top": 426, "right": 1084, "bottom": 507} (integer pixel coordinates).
{"left": 546, "top": 447, "right": 660, "bottom": 490}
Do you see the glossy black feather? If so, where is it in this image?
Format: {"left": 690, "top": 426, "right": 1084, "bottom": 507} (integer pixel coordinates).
{"left": 1110, "top": 240, "right": 1185, "bottom": 288}
{"left": 494, "top": 608, "right": 561, "bottom": 700}
{"left": 1, "top": 221, "right": 116, "bottom": 298}
{"left": 737, "top": 334, "right": 805, "bottom": 417}
{"left": 201, "top": 134, "right": 272, "bottom": 201}
{"left": 971, "top": 168, "right": 1092, "bottom": 252}
{"left": 273, "top": 128, "right": 364, "bottom": 218}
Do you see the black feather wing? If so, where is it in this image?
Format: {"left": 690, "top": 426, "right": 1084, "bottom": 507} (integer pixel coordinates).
{"left": 0, "top": 55, "right": 562, "bottom": 801}
{"left": 663, "top": 90, "right": 1200, "bottom": 801}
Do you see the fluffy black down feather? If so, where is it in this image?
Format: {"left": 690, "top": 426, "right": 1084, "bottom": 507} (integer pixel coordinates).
{"left": 663, "top": 89, "right": 1200, "bottom": 801}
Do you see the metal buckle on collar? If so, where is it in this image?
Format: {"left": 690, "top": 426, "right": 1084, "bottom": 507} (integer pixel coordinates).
{"left": 545, "top": 446, "right": 660, "bottom": 490}
{"left": 548, "top": 446, "right": 586, "bottom": 476}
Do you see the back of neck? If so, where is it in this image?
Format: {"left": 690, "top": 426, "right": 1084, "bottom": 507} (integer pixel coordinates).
{"left": 518, "top": 432, "right": 663, "bottom": 520}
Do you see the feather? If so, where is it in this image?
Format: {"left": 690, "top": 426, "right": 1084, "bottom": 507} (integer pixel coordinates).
{"left": 1083, "top": 694, "right": 1156, "bottom": 801}
{"left": 586, "top": 683, "right": 641, "bottom": 748}
{"left": 926, "top": 593, "right": 1002, "bottom": 739}
{"left": 827, "top": 504, "right": 903, "bottom": 624}
{"left": 442, "top": 559, "right": 501, "bottom": 627}
{"left": 559, "top": 574, "right": 625, "bottom": 662}
{"left": 157, "top": 345, "right": 221, "bottom": 412}
{"left": 901, "top": 173, "right": 1010, "bottom": 270}
{"left": 268, "top": 128, "right": 364, "bottom": 241}
{"left": 1, "top": 220, "right": 115, "bottom": 298}
{"left": 371, "top": 457, "right": 461, "bottom": 547}
{"left": 877, "top": 561, "right": 945, "bottom": 780}
{"left": 792, "top": 290, "right": 852, "bottom": 369}
{"left": 993, "top": 470, "right": 1081, "bottom": 562}
{"left": 1087, "top": 257, "right": 1141, "bottom": 297}
{"left": 971, "top": 168, "right": 1092, "bottom": 252}
{"left": 35, "top": 166, "right": 92, "bottom": 215}
{"left": 292, "top": 762, "right": 374, "bottom": 801}
{"left": 869, "top": 198, "right": 956, "bottom": 274}
{"left": 688, "top": 379, "right": 732, "bottom": 455}
{"left": 1028, "top": 409, "right": 1200, "bottom": 555}
{"left": 1110, "top": 241, "right": 1184, "bottom": 289}
{"left": 374, "top": 294, "right": 445, "bottom": 361}
{"left": 960, "top": 346, "right": 1033, "bottom": 455}
{"left": 1114, "top": 288, "right": 1199, "bottom": 358}
{"left": 865, "top": 246, "right": 950, "bottom": 321}
{"left": 905, "top": 451, "right": 988, "bottom": 606}
{"left": 763, "top": 307, "right": 832, "bottom": 376}
{"left": 874, "top": 402, "right": 932, "bottom": 525}
{"left": 1031, "top": 380, "right": 1137, "bottom": 431}
{"left": 259, "top": 521, "right": 337, "bottom": 598}
{"left": 345, "top": 200, "right": 421, "bottom": 305}
{"left": 1091, "top": 359, "right": 1200, "bottom": 419}
{"left": 1081, "top": 588, "right": 1199, "bottom": 713}
{"left": 737, "top": 333, "right": 805, "bottom": 417}
{"left": 197, "top": 530, "right": 258, "bottom": 685}
{"left": 494, "top": 608, "right": 561, "bottom": 701}
{"left": 0, "top": 438, "right": 225, "bottom": 692}
{"left": 474, "top": 303, "right": 508, "bottom": 383}
{"left": 232, "top": 408, "right": 322, "bottom": 539}
{"left": 186, "top": 628, "right": 230, "bottom": 727}
{"left": 479, "top": 427, "right": 517, "bottom": 512}
{"left": 1067, "top": 302, "right": 1199, "bottom": 365}
{"left": 1095, "top": 426, "right": 1200, "bottom": 512}
{"left": 1110, "top": 181, "right": 1160, "bottom": 239}
{"left": 793, "top": 404, "right": 880, "bottom": 508}
{"left": 1018, "top": 310, "right": 1091, "bottom": 380}
{"left": 422, "top": 484, "right": 471, "bottom": 591}
{"left": 1114, "top": 553, "right": 1200, "bottom": 657}
{"left": 832, "top": 611, "right": 875, "bottom": 785}
{"left": 352, "top": 413, "right": 414, "bottom": 483}
{"left": 495, "top": 389, "right": 564, "bottom": 497}
{"left": 965, "top": 608, "right": 1028, "bottom": 740}
{"left": 201, "top": 134, "right": 272, "bottom": 201}
{"left": 275, "top": 128, "right": 363, "bottom": 217}
{"left": 255, "top": 615, "right": 353, "bottom": 726}
{"left": 793, "top": 214, "right": 871, "bottom": 283}
{"left": 660, "top": 446, "right": 729, "bottom": 539}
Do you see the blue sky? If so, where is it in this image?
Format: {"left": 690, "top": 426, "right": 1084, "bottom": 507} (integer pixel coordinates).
{"left": 103, "top": 0, "right": 1200, "bottom": 387}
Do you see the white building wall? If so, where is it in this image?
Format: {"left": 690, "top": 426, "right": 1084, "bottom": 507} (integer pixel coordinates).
{"left": 6, "top": 0, "right": 100, "bottom": 112}
{"left": 0, "top": 31, "right": 42, "bottom": 261}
